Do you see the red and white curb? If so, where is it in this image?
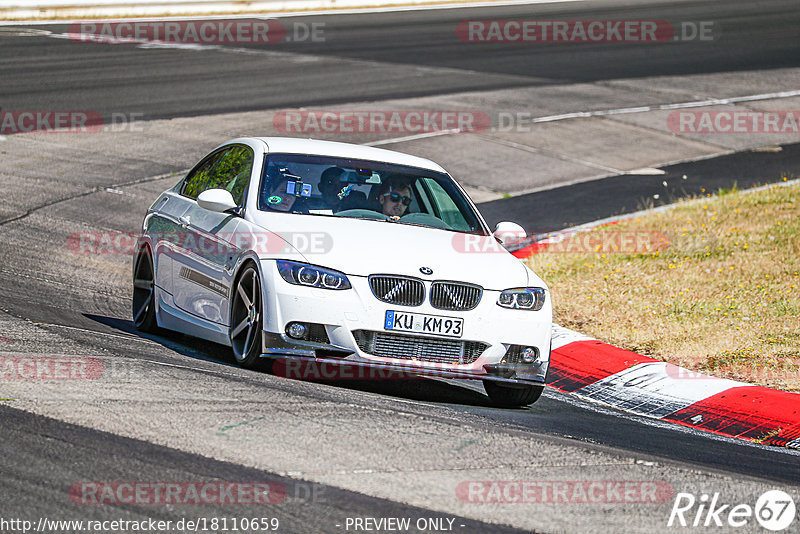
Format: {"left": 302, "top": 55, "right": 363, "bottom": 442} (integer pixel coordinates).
{"left": 508, "top": 181, "right": 800, "bottom": 448}
{"left": 547, "top": 324, "right": 800, "bottom": 448}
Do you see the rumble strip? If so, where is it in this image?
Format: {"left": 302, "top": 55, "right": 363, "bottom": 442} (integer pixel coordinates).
{"left": 547, "top": 326, "right": 800, "bottom": 448}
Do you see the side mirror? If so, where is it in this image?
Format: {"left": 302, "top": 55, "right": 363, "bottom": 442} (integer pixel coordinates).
{"left": 197, "top": 189, "right": 238, "bottom": 213}
{"left": 493, "top": 221, "right": 526, "bottom": 247}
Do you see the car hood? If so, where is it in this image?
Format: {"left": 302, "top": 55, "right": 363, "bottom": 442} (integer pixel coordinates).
{"left": 249, "top": 213, "right": 535, "bottom": 290}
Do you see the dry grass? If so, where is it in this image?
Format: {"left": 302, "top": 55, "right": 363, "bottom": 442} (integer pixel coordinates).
{"left": 528, "top": 179, "right": 800, "bottom": 391}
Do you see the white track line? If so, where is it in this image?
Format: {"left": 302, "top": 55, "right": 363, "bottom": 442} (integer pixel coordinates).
{"left": 31, "top": 321, "right": 161, "bottom": 345}
{"left": 364, "top": 129, "right": 461, "bottom": 147}
{"left": 531, "top": 89, "right": 800, "bottom": 123}
{"left": 359, "top": 89, "right": 800, "bottom": 148}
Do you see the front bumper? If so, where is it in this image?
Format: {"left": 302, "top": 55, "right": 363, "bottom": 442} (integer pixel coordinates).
{"left": 260, "top": 332, "right": 548, "bottom": 386}
{"left": 258, "top": 258, "right": 551, "bottom": 386}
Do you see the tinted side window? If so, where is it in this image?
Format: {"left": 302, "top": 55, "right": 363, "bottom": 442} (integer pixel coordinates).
{"left": 181, "top": 146, "right": 254, "bottom": 203}
{"left": 182, "top": 149, "right": 226, "bottom": 200}
{"left": 213, "top": 146, "right": 254, "bottom": 205}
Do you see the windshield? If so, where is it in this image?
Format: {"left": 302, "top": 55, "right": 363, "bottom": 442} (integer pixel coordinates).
{"left": 257, "top": 153, "right": 486, "bottom": 234}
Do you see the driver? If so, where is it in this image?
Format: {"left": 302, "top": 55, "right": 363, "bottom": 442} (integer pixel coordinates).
{"left": 377, "top": 178, "right": 413, "bottom": 218}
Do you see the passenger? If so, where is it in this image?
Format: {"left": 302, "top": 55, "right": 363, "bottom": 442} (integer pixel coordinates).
{"left": 338, "top": 189, "right": 368, "bottom": 211}
{"left": 319, "top": 166, "right": 370, "bottom": 212}
{"left": 318, "top": 166, "right": 346, "bottom": 210}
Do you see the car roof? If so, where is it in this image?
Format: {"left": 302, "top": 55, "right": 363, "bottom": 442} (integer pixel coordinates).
{"left": 249, "top": 137, "right": 448, "bottom": 174}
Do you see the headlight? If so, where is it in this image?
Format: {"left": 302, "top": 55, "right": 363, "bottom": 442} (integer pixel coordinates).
{"left": 276, "top": 260, "right": 351, "bottom": 290}
{"left": 497, "top": 287, "right": 546, "bottom": 310}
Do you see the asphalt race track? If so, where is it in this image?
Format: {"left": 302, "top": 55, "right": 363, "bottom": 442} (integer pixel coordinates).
{"left": 3, "top": 0, "right": 800, "bottom": 121}
{"left": 1, "top": 0, "right": 800, "bottom": 532}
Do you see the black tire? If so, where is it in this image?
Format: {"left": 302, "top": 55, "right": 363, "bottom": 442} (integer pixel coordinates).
{"left": 230, "top": 264, "right": 263, "bottom": 369}
{"left": 132, "top": 247, "right": 158, "bottom": 333}
{"left": 483, "top": 381, "right": 544, "bottom": 408}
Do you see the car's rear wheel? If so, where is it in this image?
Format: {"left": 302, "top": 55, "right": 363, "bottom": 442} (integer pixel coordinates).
{"left": 132, "top": 247, "right": 158, "bottom": 332}
{"left": 230, "top": 264, "right": 263, "bottom": 368}
{"left": 483, "top": 381, "right": 544, "bottom": 407}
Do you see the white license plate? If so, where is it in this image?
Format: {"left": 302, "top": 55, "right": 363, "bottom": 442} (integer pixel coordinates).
{"left": 384, "top": 310, "right": 463, "bottom": 338}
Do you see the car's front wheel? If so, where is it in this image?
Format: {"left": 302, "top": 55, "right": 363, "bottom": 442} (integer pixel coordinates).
{"left": 230, "top": 264, "right": 263, "bottom": 368}
{"left": 132, "top": 247, "right": 158, "bottom": 332}
{"left": 483, "top": 381, "right": 544, "bottom": 407}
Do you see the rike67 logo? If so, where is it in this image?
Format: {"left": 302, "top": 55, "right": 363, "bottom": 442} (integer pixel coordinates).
{"left": 668, "top": 490, "right": 796, "bottom": 531}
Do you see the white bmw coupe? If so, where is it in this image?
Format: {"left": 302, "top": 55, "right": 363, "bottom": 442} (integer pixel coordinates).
{"left": 133, "top": 137, "right": 552, "bottom": 406}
